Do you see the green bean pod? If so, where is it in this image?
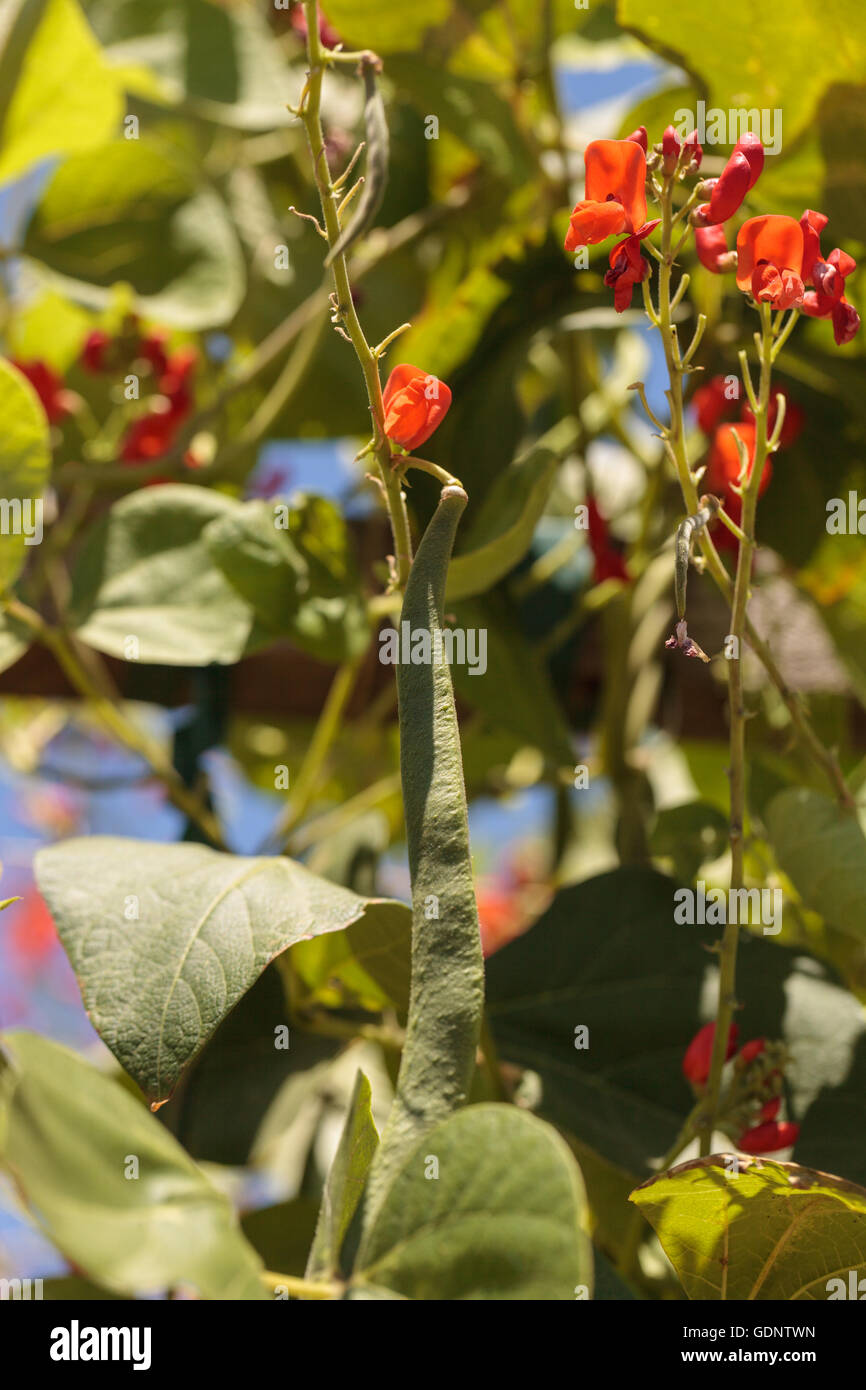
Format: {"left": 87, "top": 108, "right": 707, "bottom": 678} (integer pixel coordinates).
{"left": 325, "top": 61, "right": 389, "bottom": 267}
{"left": 361, "top": 485, "right": 484, "bottom": 1229}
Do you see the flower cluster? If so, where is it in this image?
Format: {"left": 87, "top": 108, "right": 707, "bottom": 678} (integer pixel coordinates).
{"left": 682, "top": 1023, "right": 800, "bottom": 1154}
{"left": 564, "top": 125, "right": 860, "bottom": 344}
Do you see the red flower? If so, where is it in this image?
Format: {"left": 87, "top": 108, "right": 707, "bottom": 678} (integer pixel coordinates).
{"left": 603, "top": 219, "right": 660, "bottom": 312}
{"left": 382, "top": 364, "right": 452, "bottom": 451}
{"left": 704, "top": 422, "right": 770, "bottom": 498}
{"left": 7, "top": 890, "right": 58, "bottom": 971}
{"left": 477, "top": 887, "right": 522, "bottom": 958}
{"left": 80, "top": 330, "right": 113, "bottom": 373}
{"left": 120, "top": 408, "right": 181, "bottom": 463}
{"left": 683, "top": 1021, "right": 739, "bottom": 1085}
{"left": 737, "top": 1037, "right": 766, "bottom": 1067}
{"left": 139, "top": 332, "right": 169, "bottom": 377}
{"left": 736, "top": 215, "right": 805, "bottom": 311}
{"left": 738, "top": 1120, "right": 799, "bottom": 1154}
{"left": 796, "top": 210, "right": 861, "bottom": 344}
{"left": 586, "top": 497, "right": 629, "bottom": 583}
{"left": 799, "top": 209, "right": 828, "bottom": 284}
{"left": 692, "top": 375, "right": 739, "bottom": 434}
{"left": 565, "top": 139, "right": 647, "bottom": 249}
{"left": 694, "top": 224, "right": 735, "bottom": 274}
{"left": 10, "top": 359, "right": 72, "bottom": 424}
{"left": 759, "top": 1097, "right": 781, "bottom": 1121}
{"left": 159, "top": 347, "right": 197, "bottom": 416}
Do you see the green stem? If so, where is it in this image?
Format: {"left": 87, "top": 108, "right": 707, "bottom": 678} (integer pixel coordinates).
{"left": 300, "top": 1, "right": 412, "bottom": 589}
{"left": 698, "top": 302, "right": 774, "bottom": 1155}
{"left": 260, "top": 1270, "right": 341, "bottom": 1299}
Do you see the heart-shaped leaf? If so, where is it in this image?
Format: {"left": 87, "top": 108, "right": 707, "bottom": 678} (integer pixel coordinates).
{"left": 34, "top": 835, "right": 410, "bottom": 1103}
{"left": 68, "top": 486, "right": 257, "bottom": 665}
{"left": 631, "top": 1154, "right": 866, "bottom": 1300}
{"left": 0, "top": 1030, "right": 266, "bottom": 1299}
{"left": 354, "top": 1104, "right": 592, "bottom": 1300}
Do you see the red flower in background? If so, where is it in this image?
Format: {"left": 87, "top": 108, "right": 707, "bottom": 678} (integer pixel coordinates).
{"left": 6, "top": 890, "right": 58, "bottom": 973}
{"left": 736, "top": 215, "right": 805, "bottom": 311}
{"left": 565, "top": 139, "right": 648, "bottom": 248}
{"left": 10, "top": 359, "right": 73, "bottom": 424}
{"left": 692, "top": 375, "right": 739, "bottom": 434}
{"left": 741, "top": 387, "right": 805, "bottom": 448}
{"left": 119, "top": 347, "right": 199, "bottom": 474}
{"left": 586, "top": 497, "right": 629, "bottom": 583}
{"left": 382, "top": 364, "right": 452, "bottom": 451}
{"left": 738, "top": 1120, "right": 799, "bottom": 1154}
{"left": 683, "top": 1021, "right": 739, "bottom": 1085}
{"left": 290, "top": 2, "right": 341, "bottom": 49}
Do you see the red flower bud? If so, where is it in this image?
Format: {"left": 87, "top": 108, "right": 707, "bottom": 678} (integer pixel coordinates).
{"left": 682, "top": 129, "right": 703, "bottom": 168}
{"left": 661, "top": 124, "right": 681, "bottom": 174}
{"left": 705, "top": 151, "right": 751, "bottom": 224}
{"left": 695, "top": 224, "right": 735, "bottom": 274}
{"left": 738, "top": 1120, "right": 799, "bottom": 1154}
{"left": 732, "top": 133, "right": 764, "bottom": 190}
{"left": 692, "top": 375, "right": 737, "bottom": 434}
{"left": 382, "top": 364, "right": 452, "bottom": 451}
{"left": 683, "top": 1021, "right": 738, "bottom": 1085}
{"left": 80, "top": 329, "right": 113, "bottom": 373}
{"left": 759, "top": 1097, "right": 781, "bottom": 1121}
{"left": 832, "top": 299, "right": 861, "bottom": 346}
{"left": 626, "top": 126, "right": 648, "bottom": 152}
{"left": 738, "top": 1038, "right": 766, "bottom": 1066}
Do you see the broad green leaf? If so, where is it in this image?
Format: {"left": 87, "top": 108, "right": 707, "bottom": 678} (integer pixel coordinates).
{"left": 291, "top": 899, "right": 412, "bottom": 1019}
{"left": 34, "top": 835, "right": 410, "bottom": 1103}
{"left": 452, "top": 592, "right": 575, "bottom": 768}
{"left": 0, "top": 0, "right": 123, "bottom": 183}
{"left": 650, "top": 800, "right": 729, "bottom": 882}
{"left": 68, "top": 485, "right": 257, "bottom": 665}
{"left": 307, "top": 1070, "right": 378, "bottom": 1281}
{"left": 446, "top": 422, "right": 576, "bottom": 602}
{"left": 617, "top": 0, "right": 866, "bottom": 147}
{"left": 157, "top": 966, "right": 338, "bottom": 1166}
{"left": 0, "top": 607, "right": 30, "bottom": 673}
{"left": 354, "top": 1105, "right": 592, "bottom": 1300}
{"left": 362, "top": 487, "right": 484, "bottom": 1227}
{"left": 631, "top": 1155, "right": 866, "bottom": 1300}
{"left": 31, "top": 181, "right": 246, "bottom": 330}
{"left": 6, "top": 288, "right": 91, "bottom": 371}
{"left": 0, "top": 359, "right": 52, "bottom": 592}
{"left": 487, "top": 867, "right": 866, "bottom": 1184}
{"left": 204, "top": 494, "right": 370, "bottom": 663}
{"left": 0, "top": 1030, "right": 266, "bottom": 1299}
{"left": 766, "top": 788, "right": 866, "bottom": 944}
{"left": 319, "top": 0, "right": 452, "bottom": 53}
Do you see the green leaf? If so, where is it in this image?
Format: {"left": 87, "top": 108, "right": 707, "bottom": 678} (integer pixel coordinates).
{"left": 317, "top": 0, "right": 452, "bottom": 53}
{"left": 157, "top": 965, "right": 339, "bottom": 1166}
{"left": 354, "top": 1105, "right": 592, "bottom": 1300}
{"left": 307, "top": 1070, "right": 378, "bottom": 1282}
{"left": 0, "top": 607, "right": 30, "bottom": 674}
{"left": 650, "top": 800, "right": 729, "bottom": 882}
{"left": 452, "top": 592, "right": 574, "bottom": 768}
{"left": 0, "top": 0, "right": 123, "bottom": 183}
{"left": 204, "top": 494, "right": 370, "bottom": 663}
{"left": 291, "top": 899, "right": 412, "bottom": 1019}
{"left": 68, "top": 485, "right": 258, "bottom": 665}
{"left": 0, "top": 1030, "right": 266, "bottom": 1299}
{"left": 617, "top": 0, "right": 866, "bottom": 147}
{"left": 34, "top": 835, "right": 410, "bottom": 1104}
{"left": 0, "top": 359, "right": 52, "bottom": 593}
{"left": 241, "top": 1198, "right": 321, "bottom": 1278}
{"left": 487, "top": 866, "right": 866, "bottom": 1184}
{"left": 631, "top": 1155, "right": 866, "bottom": 1300}
{"left": 766, "top": 788, "right": 866, "bottom": 944}
{"left": 445, "top": 422, "right": 576, "bottom": 602}
{"left": 362, "top": 486, "right": 484, "bottom": 1229}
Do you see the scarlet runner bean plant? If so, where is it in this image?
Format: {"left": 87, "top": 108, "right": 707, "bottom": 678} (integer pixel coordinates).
{"left": 1, "top": 0, "right": 866, "bottom": 1321}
